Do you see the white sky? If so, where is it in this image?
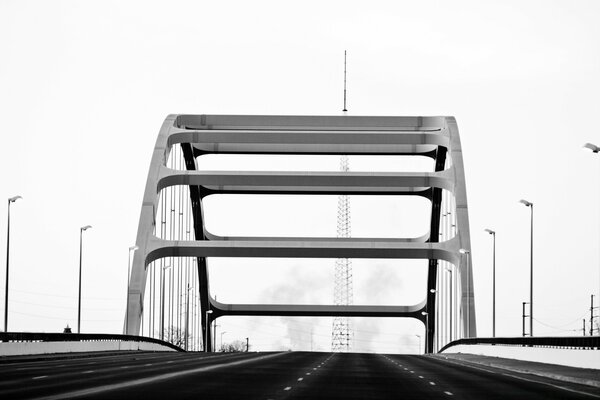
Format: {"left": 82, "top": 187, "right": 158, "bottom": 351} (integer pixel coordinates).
{"left": 1, "top": 0, "right": 600, "bottom": 353}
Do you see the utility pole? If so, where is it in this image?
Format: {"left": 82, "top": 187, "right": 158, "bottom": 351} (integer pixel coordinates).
{"left": 246, "top": 337, "right": 249, "bottom": 352}
{"left": 591, "top": 295, "right": 597, "bottom": 336}
{"left": 213, "top": 323, "right": 219, "bottom": 352}
{"left": 522, "top": 302, "right": 529, "bottom": 337}
{"left": 583, "top": 319, "right": 586, "bottom": 336}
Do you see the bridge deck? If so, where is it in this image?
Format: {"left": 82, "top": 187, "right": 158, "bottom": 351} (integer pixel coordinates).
{"left": 1, "top": 351, "right": 597, "bottom": 399}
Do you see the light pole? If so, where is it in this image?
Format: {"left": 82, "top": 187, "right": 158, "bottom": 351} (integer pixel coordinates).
{"left": 415, "top": 334, "right": 421, "bottom": 354}
{"left": 220, "top": 331, "right": 227, "bottom": 351}
{"left": 4, "top": 195, "right": 21, "bottom": 332}
{"left": 421, "top": 311, "right": 429, "bottom": 353}
{"left": 459, "top": 248, "right": 471, "bottom": 338}
{"left": 125, "top": 245, "right": 138, "bottom": 335}
{"left": 78, "top": 225, "right": 92, "bottom": 334}
{"left": 484, "top": 229, "right": 496, "bottom": 337}
{"left": 205, "top": 309, "right": 213, "bottom": 352}
{"left": 185, "top": 284, "right": 194, "bottom": 351}
{"left": 520, "top": 199, "right": 534, "bottom": 336}
{"left": 445, "top": 267, "right": 453, "bottom": 343}
{"left": 160, "top": 264, "right": 171, "bottom": 341}
{"left": 584, "top": 143, "right": 600, "bottom": 313}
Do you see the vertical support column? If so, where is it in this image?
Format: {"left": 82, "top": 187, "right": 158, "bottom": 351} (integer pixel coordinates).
{"left": 425, "top": 146, "right": 447, "bottom": 353}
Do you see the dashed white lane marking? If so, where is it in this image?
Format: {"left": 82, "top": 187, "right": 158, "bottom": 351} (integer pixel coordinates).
{"left": 429, "top": 382, "right": 436, "bottom": 386}
{"left": 403, "top": 368, "right": 408, "bottom": 371}
{"left": 444, "top": 391, "right": 453, "bottom": 396}
{"left": 120, "top": 366, "right": 129, "bottom": 369}
{"left": 145, "top": 363, "right": 153, "bottom": 366}
{"left": 313, "top": 368, "right": 317, "bottom": 370}
{"left": 32, "top": 376, "right": 48, "bottom": 380}
{"left": 297, "top": 378, "right": 303, "bottom": 382}
{"left": 284, "top": 386, "right": 292, "bottom": 391}
{"left": 32, "top": 352, "right": 287, "bottom": 400}
{"left": 166, "top": 361, "right": 174, "bottom": 364}
{"left": 418, "top": 375, "right": 424, "bottom": 378}
{"left": 82, "top": 371, "right": 94, "bottom": 374}
{"left": 306, "top": 372, "right": 311, "bottom": 375}
{"left": 409, "top": 371, "right": 415, "bottom": 374}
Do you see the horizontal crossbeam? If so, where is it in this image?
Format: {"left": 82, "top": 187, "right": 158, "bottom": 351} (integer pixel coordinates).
{"left": 145, "top": 237, "right": 459, "bottom": 264}
{"left": 210, "top": 299, "right": 427, "bottom": 318}
{"left": 157, "top": 168, "right": 455, "bottom": 195}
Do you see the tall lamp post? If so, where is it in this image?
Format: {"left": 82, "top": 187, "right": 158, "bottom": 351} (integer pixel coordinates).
{"left": 484, "top": 229, "right": 496, "bottom": 337}
{"left": 584, "top": 143, "right": 600, "bottom": 312}
{"left": 519, "top": 199, "right": 534, "bottom": 336}
{"left": 459, "top": 248, "right": 471, "bottom": 338}
{"left": 415, "top": 334, "right": 421, "bottom": 354}
{"left": 78, "top": 225, "right": 92, "bottom": 334}
{"left": 160, "top": 264, "right": 171, "bottom": 341}
{"left": 445, "top": 267, "right": 453, "bottom": 342}
{"left": 4, "top": 195, "right": 22, "bottom": 332}
{"left": 421, "top": 311, "right": 429, "bottom": 353}
{"left": 205, "top": 309, "right": 213, "bottom": 352}
{"left": 220, "top": 331, "right": 227, "bottom": 351}
{"left": 125, "top": 245, "right": 138, "bottom": 335}
{"left": 185, "top": 284, "right": 194, "bottom": 351}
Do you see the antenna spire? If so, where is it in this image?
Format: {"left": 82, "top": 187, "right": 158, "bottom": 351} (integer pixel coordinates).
{"left": 343, "top": 50, "right": 348, "bottom": 112}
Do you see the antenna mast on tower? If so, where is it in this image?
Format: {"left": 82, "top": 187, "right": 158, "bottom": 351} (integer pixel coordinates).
{"left": 332, "top": 51, "right": 354, "bottom": 352}
{"left": 343, "top": 50, "right": 348, "bottom": 112}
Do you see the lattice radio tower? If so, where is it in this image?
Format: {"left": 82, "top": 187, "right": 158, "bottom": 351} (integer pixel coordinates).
{"left": 331, "top": 154, "right": 354, "bottom": 351}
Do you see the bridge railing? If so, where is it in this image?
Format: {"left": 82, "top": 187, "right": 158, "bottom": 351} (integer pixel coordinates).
{"left": 439, "top": 336, "right": 600, "bottom": 353}
{"left": 0, "top": 332, "right": 184, "bottom": 352}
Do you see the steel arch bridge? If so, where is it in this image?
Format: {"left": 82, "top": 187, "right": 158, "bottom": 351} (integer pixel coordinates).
{"left": 126, "top": 114, "right": 475, "bottom": 353}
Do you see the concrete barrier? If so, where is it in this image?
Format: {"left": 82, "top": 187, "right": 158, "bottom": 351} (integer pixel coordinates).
{"left": 443, "top": 344, "right": 599, "bottom": 369}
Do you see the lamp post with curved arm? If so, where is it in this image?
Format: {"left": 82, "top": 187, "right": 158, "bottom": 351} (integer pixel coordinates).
{"left": 484, "top": 229, "right": 496, "bottom": 337}
{"left": 459, "top": 248, "right": 471, "bottom": 338}
{"left": 78, "top": 225, "right": 92, "bottom": 334}
{"left": 4, "top": 195, "right": 22, "bottom": 332}
{"left": 520, "top": 199, "right": 533, "bottom": 336}
{"left": 125, "top": 245, "right": 138, "bottom": 335}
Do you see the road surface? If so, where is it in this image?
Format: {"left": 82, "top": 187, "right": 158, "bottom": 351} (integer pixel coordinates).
{"left": 1, "top": 351, "right": 598, "bottom": 399}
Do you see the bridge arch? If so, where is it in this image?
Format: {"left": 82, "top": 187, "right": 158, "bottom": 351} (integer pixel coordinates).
{"left": 126, "top": 114, "right": 475, "bottom": 353}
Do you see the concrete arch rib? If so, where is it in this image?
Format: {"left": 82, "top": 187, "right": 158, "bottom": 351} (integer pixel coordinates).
{"left": 126, "top": 114, "right": 475, "bottom": 354}
{"left": 446, "top": 117, "right": 476, "bottom": 339}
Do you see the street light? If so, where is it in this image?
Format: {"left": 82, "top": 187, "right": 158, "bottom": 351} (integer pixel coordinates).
{"left": 205, "top": 309, "right": 213, "bottom": 352}
{"left": 78, "top": 225, "right": 92, "bottom": 334}
{"left": 584, "top": 143, "right": 600, "bottom": 315}
{"left": 185, "top": 284, "right": 194, "bottom": 351}
{"left": 484, "top": 229, "right": 496, "bottom": 337}
{"left": 125, "top": 245, "right": 138, "bottom": 335}
{"left": 459, "top": 248, "right": 471, "bottom": 338}
{"left": 445, "top": 267, "right": 453, "bottom": 342}
{"left": 160, "top": 264, "right": 171, "bottom": 341}
{"left": 519, "top": 199, "right": 534, "bottom": 336}
{"left": 415, "top": 334, "right": 422, "bottom": 354}
{"left": 4, "top": 195, "right": 21, "bottom": 332}
{"left": 421, "top": 311, "right": 429, "bottom": 353}
{"left": 220, "top": 331, "right": 227, "bottom": 351}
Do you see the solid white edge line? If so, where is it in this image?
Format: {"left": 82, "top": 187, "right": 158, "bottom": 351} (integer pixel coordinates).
{"left": 501, "top": 373, "right": 600, "bottom": 399}
{"left": 434, "top": 356, "right": 600, "bottom": 398}
{"left": 30, "top": 352, "right": 287, "bottom": 400}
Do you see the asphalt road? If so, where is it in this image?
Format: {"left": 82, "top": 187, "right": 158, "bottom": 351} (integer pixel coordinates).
{"left": 1, "top": 351, "right": 598, "bottom": 399}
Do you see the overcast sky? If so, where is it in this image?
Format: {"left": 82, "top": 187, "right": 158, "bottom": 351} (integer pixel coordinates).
{"left": 1, "top": 0, "right": 600, "bottom": 353}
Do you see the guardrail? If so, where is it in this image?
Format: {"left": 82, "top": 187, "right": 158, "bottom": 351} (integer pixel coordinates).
{"left": 439, "top": 336, "right": 600, "bottom": 353}
{"left": 0, "top": 332, "right": 184, "bottom": 352}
